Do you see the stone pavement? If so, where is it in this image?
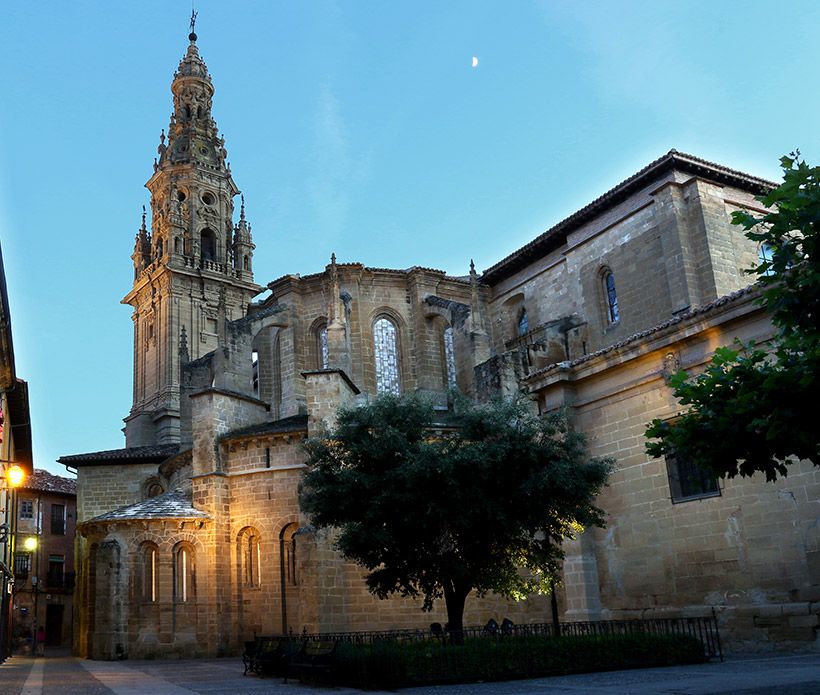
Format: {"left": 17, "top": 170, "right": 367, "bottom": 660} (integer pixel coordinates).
{"left": 0, "top": 650, "right": 819, "bottom": 694}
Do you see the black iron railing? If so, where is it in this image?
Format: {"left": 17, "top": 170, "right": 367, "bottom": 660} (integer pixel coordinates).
{"left": 286, "top": 613, "right": 721, "bottom": 659}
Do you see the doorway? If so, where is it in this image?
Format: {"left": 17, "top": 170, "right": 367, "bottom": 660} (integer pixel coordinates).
{"left": 45, "top": 604, "right": 63, "bottom": 646}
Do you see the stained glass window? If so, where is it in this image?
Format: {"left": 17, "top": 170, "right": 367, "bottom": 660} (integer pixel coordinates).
{"left": 374, "top": 317, "right": 400, "bottom": 395}
{"left": 604, "top": 271, "right": 619, "bottom": 323}
{"left": 318, "top": 325, "right": 329, "bottom": 369}
{"left": 444, "top": 326, "right": 456, "bottom": 389}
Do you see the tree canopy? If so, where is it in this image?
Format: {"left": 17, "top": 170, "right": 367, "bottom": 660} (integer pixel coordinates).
{"left": 299, "top": 394, "right": 612, "bottom": 631}
{"left": 646, "top": 153, "right": 820, "bottom": 480}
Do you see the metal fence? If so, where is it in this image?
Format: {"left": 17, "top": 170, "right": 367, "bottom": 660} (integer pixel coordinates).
{"left": 290, "top": 613, "right": 721, "bottom": 660}
{"left": 260, "top": 612, "right": 721, "bottom": 687}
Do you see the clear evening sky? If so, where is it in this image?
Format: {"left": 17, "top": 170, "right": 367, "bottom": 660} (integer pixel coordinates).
{"left": 1, "top": 1, "right": 819, "bottom": 476}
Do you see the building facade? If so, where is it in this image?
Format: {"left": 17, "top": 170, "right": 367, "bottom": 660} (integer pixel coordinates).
{"left": 0, "top": 240, "right": 34, "bottom": 661}
{"left": 61, "top": 32, "right": 819, "bottom": 659}
{"left": 13, "top": 470, "right": 77, "bottom": 651}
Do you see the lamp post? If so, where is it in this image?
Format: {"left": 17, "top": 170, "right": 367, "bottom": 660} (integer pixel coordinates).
{"left": 24, "top": 535, "right": 38, "bottom": 655}
{"left": 1, "top": 463, "right": 25, "bottom": 660}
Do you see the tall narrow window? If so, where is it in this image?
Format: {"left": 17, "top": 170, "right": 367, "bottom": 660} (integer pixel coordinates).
{"left": 603, "top": 271, "right": 619, "bottom": 323}
{"left": 200, "top": 228, "right": 216, "bottom": 262}
{"left": 443, "top": 326, "right": 457, "bottom": 390}
{"left": 51, "top": 504, "right": 66, "bottom": 535}
{"left": 518, "top": 308, "right": 529, "bottom": 336}
{"left": 142, "top": 544, "right": 158, "bottom": 602}
{"left": 251, "top": 350, "right": 259, "bottom": 394}
{"left": 318, "top": 325, "right": 329, "bottom": 369}
{"left": 47, "top": 555, "right": 65, "bottom": 589}
{"left": 280, "top": 524, "right": 298, "bottom": 586}
{"left": 240, "top": 528, "right": 261, "bottom": 587}
{"left": 19, "top": 499, "right": 33, "bottom": 520}
{"left": 174, "top": 544, "right": 194, "bottom": 603}
{"left": 373, "top": 317, "right": 400, "bottom": 395}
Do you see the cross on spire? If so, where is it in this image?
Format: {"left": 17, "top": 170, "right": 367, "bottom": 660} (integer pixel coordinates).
{"left": 188, "top": 8, "right": 198, "bottom": 42}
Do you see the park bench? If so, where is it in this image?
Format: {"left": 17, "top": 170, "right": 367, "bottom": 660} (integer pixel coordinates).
{"left": 286, "top": 640, "right": 338, "bottom": 683}
{"left": 243, "top": 636, "right": 295, "bottom": 677}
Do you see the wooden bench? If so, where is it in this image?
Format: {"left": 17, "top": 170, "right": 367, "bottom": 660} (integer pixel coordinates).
{"left": 286, "top": 640, "right": 337, "bottom": 683}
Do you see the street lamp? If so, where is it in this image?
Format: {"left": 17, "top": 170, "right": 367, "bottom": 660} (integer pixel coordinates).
{"left": 1, "top": 462, "right": 26, "bottom": 660}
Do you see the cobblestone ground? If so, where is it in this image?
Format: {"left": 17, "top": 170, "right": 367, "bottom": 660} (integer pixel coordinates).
{"left": 1, "top": 650, "right": 819, "bottom": 694}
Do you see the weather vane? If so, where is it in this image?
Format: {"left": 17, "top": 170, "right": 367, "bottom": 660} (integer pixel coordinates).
{"left": 189, "top": 7, "right": 198, "bottom": 41}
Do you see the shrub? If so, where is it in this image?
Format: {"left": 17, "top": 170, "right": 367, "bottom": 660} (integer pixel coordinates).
{"left": 326, "top": 633, "right": 706, "bottom": 689}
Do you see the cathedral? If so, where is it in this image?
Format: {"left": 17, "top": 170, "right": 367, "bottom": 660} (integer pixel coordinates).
{"left": 60, "top": 30, "right": 820, "bottom": 659}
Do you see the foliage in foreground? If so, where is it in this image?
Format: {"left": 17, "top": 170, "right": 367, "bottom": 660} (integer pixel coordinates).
{"left": 646, "top": 153, "right": 820, "bottom": 480}
{"left": 328, "top": 633, "right": 707, "bottom": 688}
{"left": 299, "top": 394, "right": 613, "bottom": 630}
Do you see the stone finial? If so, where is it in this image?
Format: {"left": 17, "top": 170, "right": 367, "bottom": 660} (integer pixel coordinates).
{"left": 179, "top": 325, "right": 190, "bottom": 363}
{"left": 239, "top": 194, "right": 246, "bottom": 222}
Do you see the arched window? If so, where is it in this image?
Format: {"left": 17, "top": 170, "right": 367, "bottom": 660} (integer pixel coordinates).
{"left": 280, "top": 524, "right": 298, "bottom": 586}
{"left": 318, "top": 324, "right": 329, "bottom": 369}
{"left": 174, "top": 237, "right": 181, "bottom": 254}
{"left": 443, "top": 326, "right": 457, "bottom": 390}
{"left": 603, "top": 270, "right": 619, "bottom": 323}
{"left": 139, "top": 543, "right": 158, "bottom": 603}
{"left": 518, "top": 308, "right": 529, "bottom": 336}
{"left": 200, "top": 228, "right": 216, "bottom": 262}
{"left": 243, "top": 255, "right": 249, "bottom": 270}
{"left": 239, "top": 528, "right": 261, "bottom": 588}
{"left": 173, "top": 543, "right": 195, "bottom": 603}
{"left": 373, "top": 316, "right": 400, "bottom": 395}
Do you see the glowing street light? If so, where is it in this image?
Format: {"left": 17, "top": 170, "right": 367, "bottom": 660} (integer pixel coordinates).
{"left": 23, "top": 537, "right": 37, "bottom": 552}
{"left": 5, "top": 464, "right": 24, "bottom": 488}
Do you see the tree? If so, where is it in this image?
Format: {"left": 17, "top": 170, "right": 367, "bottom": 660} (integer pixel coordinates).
{"left": 646, "top": 153, "right": 820, "bottom": 480}
{"left": 299, "top": 394, "right": 613, "bottom": 634}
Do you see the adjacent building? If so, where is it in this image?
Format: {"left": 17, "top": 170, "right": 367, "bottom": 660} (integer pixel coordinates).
{"left": 13, "top": 470, "right": 77, "bottom": 650}
{"left": 60, "top": 30, "right": 818, "bottom": 659}
{"left": 0, "top": 241, "right": 34, "bottom": 660}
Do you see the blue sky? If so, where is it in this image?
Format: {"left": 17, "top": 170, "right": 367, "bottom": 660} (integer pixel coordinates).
{"left": 2, "top": 1, "right": 819, "bottom": 475}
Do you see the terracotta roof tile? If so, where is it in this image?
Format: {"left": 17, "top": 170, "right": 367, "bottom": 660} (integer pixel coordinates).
{"left": 21, "top": 469, "right": 76, "bottom": 495}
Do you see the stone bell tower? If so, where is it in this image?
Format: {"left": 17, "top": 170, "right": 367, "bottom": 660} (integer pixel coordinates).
{"left": 122, "top": 25, "right": 261, "bottom": 446}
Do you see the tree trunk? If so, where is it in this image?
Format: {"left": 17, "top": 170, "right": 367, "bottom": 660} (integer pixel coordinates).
{"left": 443, "top": 581, "right": 470, "bottom": 645}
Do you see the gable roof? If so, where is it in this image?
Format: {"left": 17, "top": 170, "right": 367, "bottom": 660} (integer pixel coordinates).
{"left": 482, "top": 150, "right": 775, "bottom": 285}
{"left": 59, "top": 443, "right": 180, "bottom": 468}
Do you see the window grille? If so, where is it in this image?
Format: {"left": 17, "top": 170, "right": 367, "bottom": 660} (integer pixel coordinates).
{"left": 20, "top": 499, "right": 33, "bottom": 520}
{"left": 666, "top": 448, "right": 720, "bottom": 503}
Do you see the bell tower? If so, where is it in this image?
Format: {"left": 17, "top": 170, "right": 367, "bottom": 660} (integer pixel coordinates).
{"left": 123, "top": 24, "right": 261, "bottom": 446}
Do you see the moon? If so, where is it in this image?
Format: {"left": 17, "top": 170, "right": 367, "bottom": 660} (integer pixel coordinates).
{"left": 471, "top": 56, "right": 479, "bottom": 68}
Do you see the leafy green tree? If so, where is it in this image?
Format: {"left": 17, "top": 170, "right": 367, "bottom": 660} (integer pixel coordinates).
{"left": 646, "top": 153, "right": 819, "bottom": 480}
{"left": 299, "top": 394, "right": 612, "bottom": 634}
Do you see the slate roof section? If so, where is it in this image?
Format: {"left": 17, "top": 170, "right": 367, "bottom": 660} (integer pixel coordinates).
{"left": 523, "top": 285, "right": 760, "bottom": 382}
{"left": 84, "top": 488, "right": 209, "bottom": 524}
{"left": 58, "top": 444, "right": 180, "bottom": 467}
{"left": 21, "top": 469, "right": 77, "bottom": 496}
{"left": 482, "top": 150, "right": 776, "bottom": 284}
{"left": 224, "top": 414, "right": 308, "bottom": 440}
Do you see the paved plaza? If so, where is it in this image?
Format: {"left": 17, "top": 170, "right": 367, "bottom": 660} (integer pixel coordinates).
{"left": 1, "top": 650, "right": 819, "bottom": 695}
